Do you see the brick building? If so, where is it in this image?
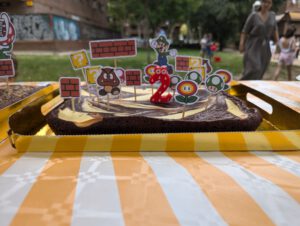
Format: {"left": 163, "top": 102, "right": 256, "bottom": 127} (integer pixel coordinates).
{"left": 0, "top": 0, "right": 119, "bottom": 51}
{"left": 277, "top": 0, "right": 300, "bottom": 37}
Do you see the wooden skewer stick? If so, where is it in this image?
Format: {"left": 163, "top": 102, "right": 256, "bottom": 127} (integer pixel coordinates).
{"left": 134, "top": 86, "right": 137, "bottom": 102}
{"left": 6, "top": 77, "right": 9, "bottom": 93}
{"left": 182, "top": 104, "right": 186, "bottom": 119}
{"left": 114, "top": 59, "right": 117, "bottom": 68}
{"left": 106, "top": 94, "right": 110, "bottom": 110}
{"left": 71, "top": 98, "right": 75, "bottom": 111}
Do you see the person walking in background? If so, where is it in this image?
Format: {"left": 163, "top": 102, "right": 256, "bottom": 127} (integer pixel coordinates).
{"left": 206, "top": 33, "right": 213, "bottom": 60}
{"left": 200, "top": 33, "right": 208, "bottom": 58}
{"left": 239, "top": 0, "right": 279, "bottom": 80}
{"left": 273, "top": 27, "right": 297, "bottom": 81}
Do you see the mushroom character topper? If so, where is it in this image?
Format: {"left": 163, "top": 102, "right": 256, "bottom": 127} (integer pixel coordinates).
{"left": 96, "top": 67, "right": 121, "bottom": 96}
{"left": 150, "top": 35, "right": 177, "bottom": 74}
{"left": 205, "top": 74, "right": 225, "bottom": 94}
{"left": 0, "top": 12, "right": 16, "bottom": 59}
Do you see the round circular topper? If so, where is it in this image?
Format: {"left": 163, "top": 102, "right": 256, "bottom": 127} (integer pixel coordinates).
{"left": 144, "top": 64, "right": 156, "bottom": 77}
{"left": 205, "top": 74, "right": 225, "bottom": 94}
{"left": 215, "top": 69, "right": 232, "bottom": 84}
{"left": 185, "top": 71, "right": 202, "bottom": 84}
{"left": 170, "top": 75, "right": 182, "bottom": 89}
{"left": 176, "top": 80, "right": 198, "bottom": 97}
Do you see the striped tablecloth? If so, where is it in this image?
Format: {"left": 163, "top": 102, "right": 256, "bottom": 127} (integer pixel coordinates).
{"left": 0, "top": 81, "right": 300, "bottom": 226}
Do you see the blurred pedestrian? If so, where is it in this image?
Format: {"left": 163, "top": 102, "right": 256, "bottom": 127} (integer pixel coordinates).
{"left": 273, "top": 27, "right": 297, "bottom": 81}
{"left": 206, "top": 33, "right": 213, "bottom": 60}
{"left": 200, "top": 33, "right": 208, "bottom": 58}
{"left": 239, "top": 0, "right": 279, "bottom": 80}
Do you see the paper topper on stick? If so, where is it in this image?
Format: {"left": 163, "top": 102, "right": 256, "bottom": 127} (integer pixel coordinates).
{"left": 96, "top": 67, "right": 121, "bottom": 96}
{"left": 149, "top": 66, "right": 172, "bottom": 104}
{"left": 175, "top": 56, "right": 212, "bottom": 77}
{"left": 0, "top": 12, "right": 16, "bottom": 78}
{"left": 85, "top": 66, "right": 101, "bottom": 85}
{"left": 70, "top": 50, "right": 90, "bottom": 70}
{"left": 125, "top": 70, "right": 142, "bottom": 86}
{"left": 150, "top": 35, "right": 177, "bottom": 74}
{"left": 214, "top": 69, "right": 232, "bottom": 90}
{"left": 59, "top": 77, "right": 81, "bottom": 98}
{"left": 175, "top": 80, "right": 199, "bottom": 105}
{"left": 89, "top": 39, "right": 137, "bottom": 59}
{"left": 205, "top": 75, "right": 225, "bottom": 94}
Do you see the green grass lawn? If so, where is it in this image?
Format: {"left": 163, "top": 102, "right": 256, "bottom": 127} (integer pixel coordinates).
{"left": 14, "top": 49, "right": 243, "bottom": 82}
{"left": 12, "top": 48, "right": 297, "bottom": 82}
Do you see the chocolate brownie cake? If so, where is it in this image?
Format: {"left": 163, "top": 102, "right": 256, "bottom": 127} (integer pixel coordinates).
{"left": 45, "top": 88, "right": 262, "bottom": 135}
{"left": 0, "top": 85, "right": 44, "bottom": 109}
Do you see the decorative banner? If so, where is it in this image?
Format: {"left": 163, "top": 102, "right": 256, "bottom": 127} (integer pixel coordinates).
{"left": 175, "top": 80, "right": 199, "bottom": 105}
{"left": 89, "top": 39, "right": 137, "bottom": 59}
{"left": 150, "top": 35, "right": 177, "bottom": 74}
{"left": 125, "top": 70, "right": 142, "bottom": 86}
{"left": 176, "top": 56, "right": 212, "bottom": 76}
{"left": 96, "top": 67, "right": 121, "bottom": 96}
{"left": 149, "top": 66, "right": 172, "bottom": 104}
{"left": 59, "top": 77, "right": 81, "bottom": 98}
{"left": 215, "top": 69, "right": 232, "bottom": 90}
{"left": 0, "top": 59, "right": 14, "bottom": 77}
{"left": 70, "top": 50, "right": 90, "bottom": 70}
{"left": 205, "top": 74, "right": 225, "bottom": 94}
{"left": 0, "top": 12, "right": 16, "bottom": 78}
{"left": 85, "top": 66, "right": 101, "bottom": 85}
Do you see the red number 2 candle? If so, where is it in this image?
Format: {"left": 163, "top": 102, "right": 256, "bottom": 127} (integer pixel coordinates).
{"left": 149, "top": 66, "right": 172, "bottom": 104}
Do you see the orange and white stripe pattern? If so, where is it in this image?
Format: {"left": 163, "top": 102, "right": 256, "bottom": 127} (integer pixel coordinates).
{"left": 14, "top": 130, "right": 300, "bottom": 152}
{"left": 0, "top": 151, "right": 300, "bottom": 226}
{"left": 240, "top": 81, "right": 300, "bottom": 113}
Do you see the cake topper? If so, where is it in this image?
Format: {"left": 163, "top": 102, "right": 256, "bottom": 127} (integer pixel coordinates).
{"left": 205, "top": 75, "right": 225, "bottom": 94}
{"left": 70, "top": 50, "right": 90, "bottom": 70}
{"left": 175, "top": 55, "right": 212, "bottom": 81}
{"left": 85, "top": 66, "right": 101, "bottom": 85}
{"left": 149, "top": 65, "right": 172, "bottom": 104}
{"left": 96, "top": 67, "right": 121, "bottom": 96}
{"left": 59, "top": 77, "right": 81, "bottom": 111}
{"left": 125, "top": 69, "right": 142, "bottom": 101}
{"left": 89, "top": 38, "right": 137, "bottom": 70}
{"left": 0, "top": 12, "right": 16, "bottom": 91}
{"left": 150, "top": 35, "right": 177, "bottom": 74}
{"left": 215, "top": 69, "right": 232, "bottom": 90}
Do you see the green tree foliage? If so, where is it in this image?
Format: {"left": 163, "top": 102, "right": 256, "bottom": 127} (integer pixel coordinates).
{"left": 191, "top": 0, "right": 284, "bottom": 49}
{"left": 108, "top": 0, "right": 284, "bottom": 48}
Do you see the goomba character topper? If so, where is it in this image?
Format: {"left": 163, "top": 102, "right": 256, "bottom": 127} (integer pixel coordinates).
{"left": 0, "top": 12, "right": 16, "bottom": 59}
{"left": 150, "top": 35, "right": 177, "bottom": 74}
{"left": 96, "top": 67, "right": 121, "bottom": 96}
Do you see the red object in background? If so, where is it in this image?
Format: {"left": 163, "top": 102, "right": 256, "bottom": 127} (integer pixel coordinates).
{"left": 210, "top": 43, "right": 217, "bottom": 52}
{"left": 149, "top": 66, "right": 172, "bottom": 104}
{"left": 60, "top": 77, "right": 81, "bottom": 98}
{"left": 214, "top": 56, "right": 222, "bottom": 63}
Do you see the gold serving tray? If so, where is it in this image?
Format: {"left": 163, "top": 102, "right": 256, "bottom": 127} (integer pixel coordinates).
{"left": 7, "top": 83, "right": 300, "bottom": 152}
{"left": 0, "top": 82, "right": 59, "bottom": 142}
